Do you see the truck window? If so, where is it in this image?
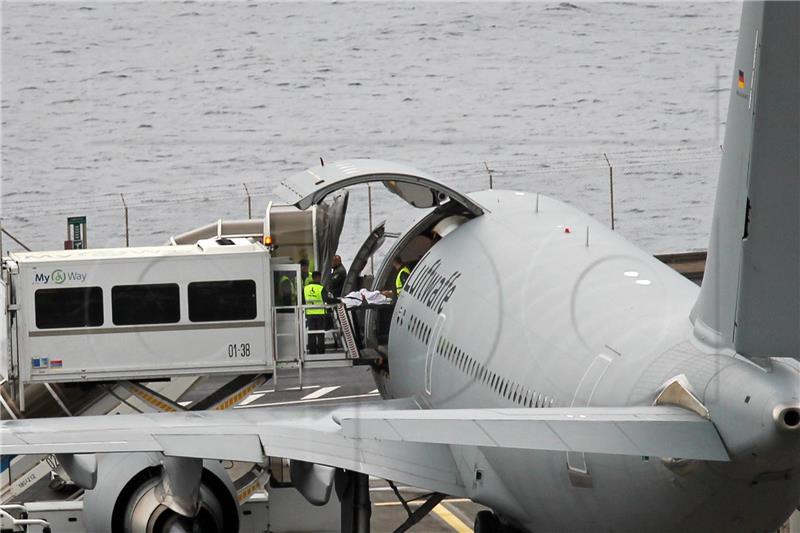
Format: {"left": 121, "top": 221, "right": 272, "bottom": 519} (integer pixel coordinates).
{"left": 35, "top": 287, "right": 104, "bottom": 329}
{"left": 112, "top": 284, "right": 180, "bottom": 325}
{"left": 188, "top": 280, "right": 257, "bottom": 322}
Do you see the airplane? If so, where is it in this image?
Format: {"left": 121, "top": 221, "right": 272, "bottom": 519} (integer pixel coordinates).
{"left": 1, "top": 2, "right": 798, "bottom": 532}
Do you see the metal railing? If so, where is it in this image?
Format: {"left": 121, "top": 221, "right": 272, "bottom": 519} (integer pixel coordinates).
{"left": 271, "top": 303, "right": 359, "bottom": 388}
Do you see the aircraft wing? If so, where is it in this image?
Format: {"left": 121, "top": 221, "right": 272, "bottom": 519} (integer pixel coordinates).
{"left": 0, "top": 398, "right": 467, "bottom": 497}
{"left": 0, "top": 402, "right": 729, "bottom": 495}
{"left": 338, "top": 406, "right": 730, "bottom": 462}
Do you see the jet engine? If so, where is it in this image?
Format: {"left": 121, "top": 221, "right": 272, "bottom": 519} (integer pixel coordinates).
{"left": 81, "top": 453, "right": 240, "bottom": 533}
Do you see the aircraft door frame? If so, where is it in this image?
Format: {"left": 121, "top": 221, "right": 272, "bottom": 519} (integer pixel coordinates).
{"left": 271, "top": 264, "right": 303, "bottom": 364}
{"left": 425, "top": 314, "right": 446, "bottom": 396}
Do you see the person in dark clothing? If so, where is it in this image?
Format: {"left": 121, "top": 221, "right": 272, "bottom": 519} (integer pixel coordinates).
{"left": 299, "top": 258, "right": 311, "bottom": 287}
{"left": 326, "top": 254, "right": 347, "bottom": 301}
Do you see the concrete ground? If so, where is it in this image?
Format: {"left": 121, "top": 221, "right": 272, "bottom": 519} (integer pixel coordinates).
{"left": 369, "top": 478, "right": 483, "bottom": 533}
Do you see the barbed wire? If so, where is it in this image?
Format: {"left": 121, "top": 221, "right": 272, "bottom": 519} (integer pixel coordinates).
{"left": 1, "top": 148, "right": 721, "bottom": 218}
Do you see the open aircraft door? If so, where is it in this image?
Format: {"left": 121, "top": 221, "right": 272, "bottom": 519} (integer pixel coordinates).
{"left": 273, "top": 159, "right": 485, "bottom": 217}
{"left": 343, "top": 221, "right": 386, "bottom": 295}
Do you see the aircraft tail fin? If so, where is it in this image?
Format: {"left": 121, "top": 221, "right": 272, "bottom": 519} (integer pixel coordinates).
{"left": 691, "top": 1, "right": 800, "bottom": 360}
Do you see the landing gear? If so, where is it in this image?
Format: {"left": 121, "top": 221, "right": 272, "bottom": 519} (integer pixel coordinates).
{"left": 474, "top": 510, "right": 501, "bottom": 533}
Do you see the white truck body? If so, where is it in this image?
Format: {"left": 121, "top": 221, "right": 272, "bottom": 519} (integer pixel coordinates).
{"left": 8, "top": 239, "right": 275, "bottom": 383}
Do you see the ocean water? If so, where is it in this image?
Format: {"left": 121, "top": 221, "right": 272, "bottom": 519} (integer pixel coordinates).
{"left": 1, "top": 1, "right": 741, "bottom": 261}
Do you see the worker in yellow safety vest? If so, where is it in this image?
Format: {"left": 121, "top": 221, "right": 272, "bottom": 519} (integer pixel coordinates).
{"left": 393, "top": 257, "right": 411, "bottom": 294}
{"left": 278, "top": 273, "right": 296, "bottom": 307}
{"left": 303, "top": 271, "right": 326, "bottom": 354}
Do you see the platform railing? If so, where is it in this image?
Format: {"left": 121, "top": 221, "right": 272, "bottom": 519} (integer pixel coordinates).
{"left": 271, "top": 303, "right": 358, "bottom": 389}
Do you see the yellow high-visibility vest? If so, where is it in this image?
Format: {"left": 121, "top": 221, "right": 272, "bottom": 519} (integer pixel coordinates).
{"left": 303, "top": 283, "right": 326, "bottom": 315}
{"left": 395, "top": 266, "right": 411, "bottom": 293}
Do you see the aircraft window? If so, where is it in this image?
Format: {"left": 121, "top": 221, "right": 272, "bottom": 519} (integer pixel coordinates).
{"left": 188, "top": 280, "right": 257, "bottom": 322}
{"left": 112, "top": 283, "right": 180, "bottom": 325}
{"left": 35, "top": 287, "right": 103, "bottom": 329}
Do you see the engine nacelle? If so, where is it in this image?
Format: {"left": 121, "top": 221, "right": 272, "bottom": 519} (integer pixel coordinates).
{"left": 82, "top": 453, "right": 240, "bottom": 533}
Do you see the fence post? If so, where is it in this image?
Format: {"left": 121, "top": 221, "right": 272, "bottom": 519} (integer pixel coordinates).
{"left": 1, "top": 227, "right": 32, "bottom": 252}
{"left": 243, "top": 183, "right": 252, "bottom": 219}
{"left": 603, "top": 153, "right": 615, "bottom": 230}
{"left": 120, "top": 194, "right": 130, "bottom": 247}
{"left": 367, "top": 184, "right": 374, "bottom": 276}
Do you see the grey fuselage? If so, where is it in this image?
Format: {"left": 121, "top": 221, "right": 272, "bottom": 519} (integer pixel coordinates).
{"left": 376, "top": 189, "right": 800, "bottom": 533}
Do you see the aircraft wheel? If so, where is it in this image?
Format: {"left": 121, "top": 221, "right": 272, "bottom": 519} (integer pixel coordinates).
{"left": 474, "top": 510, "right": 501, "bottom": 533}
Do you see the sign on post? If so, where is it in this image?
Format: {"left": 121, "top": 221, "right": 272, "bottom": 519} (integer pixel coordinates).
{"left": 67, "top": 216, "right": 87, "bottom": 250}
